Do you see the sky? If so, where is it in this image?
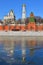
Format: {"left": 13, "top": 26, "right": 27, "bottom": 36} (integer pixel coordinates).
{"left": 0, "top": 0, "right": 43, "bottom": 20}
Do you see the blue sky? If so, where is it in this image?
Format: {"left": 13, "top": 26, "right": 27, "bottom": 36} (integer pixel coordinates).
{"left": 0, "top": 0, "right": 43, "bottom": 20}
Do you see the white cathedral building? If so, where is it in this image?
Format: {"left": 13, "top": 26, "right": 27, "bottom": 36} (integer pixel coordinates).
{"left": 4, "top": 10, "right": 16, "bottom": 24}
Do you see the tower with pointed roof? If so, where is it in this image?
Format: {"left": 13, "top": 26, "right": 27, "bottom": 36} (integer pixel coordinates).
{"left": 29, "top": 12, "right": 35, "bottom": 22}
{"left": 22, "top": 4, "right": 26, "bottom": 24}
{"left": 27, "top": 12, "right": 36, "bottom": 31}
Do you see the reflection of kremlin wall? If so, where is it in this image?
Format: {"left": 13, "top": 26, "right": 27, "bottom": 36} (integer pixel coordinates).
{"left": 0, "top": 4, "right": 43, "bottom": 31}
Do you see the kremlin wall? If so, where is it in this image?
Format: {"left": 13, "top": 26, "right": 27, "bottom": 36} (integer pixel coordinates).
{"left": 0, "top": 4, "right": 43, "bottom": 31}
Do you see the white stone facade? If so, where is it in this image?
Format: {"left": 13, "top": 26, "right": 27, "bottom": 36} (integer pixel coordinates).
{"left": 22, "top": 4, "right": 26, "bottom": 19}
{"left": 4, "top": 10, "right": 14, "bottom": 20}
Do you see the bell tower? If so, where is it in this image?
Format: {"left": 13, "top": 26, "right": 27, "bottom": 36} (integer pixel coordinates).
{"left": 22, "top": 4, "right": 26, "bottom": 24}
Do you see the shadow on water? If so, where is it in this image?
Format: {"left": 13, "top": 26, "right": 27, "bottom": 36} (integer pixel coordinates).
{"left": 0, "top": 36, "right": 43, "bottom": 65}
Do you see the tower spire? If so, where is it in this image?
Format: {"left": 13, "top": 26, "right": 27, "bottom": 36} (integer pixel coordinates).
{"left": 22, "top": 4, "right": 26, "bottom": 24}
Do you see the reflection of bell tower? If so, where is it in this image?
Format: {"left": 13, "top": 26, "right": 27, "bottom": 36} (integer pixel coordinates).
{"left": 21, "top": 38, "right": 26, "bottom": 62}
{"left": 22, "top": 4, "right": 26, "bottom": 24}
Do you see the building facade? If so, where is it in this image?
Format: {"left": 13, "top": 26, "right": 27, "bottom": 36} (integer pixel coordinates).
{"left": 4, "top": 10, "right": 16, "bottom": 24}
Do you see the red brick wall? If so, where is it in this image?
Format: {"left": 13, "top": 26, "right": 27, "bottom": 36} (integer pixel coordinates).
{"left": 27, "top": 22, "right": 36, "bottom": 31}
{"left": 0, "top": 26, "right": 3, "bottom": 30}
{"left": 20, "top": 25, "right": 26, "bottom": 31}
{"left": 4, "top": 25, "right": 9, "bottom": 31}
{"left": 10, "top": 25, "right": 15, "bottom": 30}
{"left": 15, "top": 25, "right": 20, "bottom": 30}
{"left": 38, "top": 25, "right": 43, "bottom": 31}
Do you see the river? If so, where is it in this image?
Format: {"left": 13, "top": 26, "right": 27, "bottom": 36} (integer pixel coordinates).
{"left": 0, "top": 36, "right": 43, "bottom": 65}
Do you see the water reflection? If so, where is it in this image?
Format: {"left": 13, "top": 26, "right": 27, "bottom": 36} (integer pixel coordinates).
{"left": 21, "top": 38, "right": 26, "bottom": 62}
{"left": 4, "top": 40, "right": 14, "bottom": 56}
{"left": 0, "top": 37, "right": 43, "bottom": 65}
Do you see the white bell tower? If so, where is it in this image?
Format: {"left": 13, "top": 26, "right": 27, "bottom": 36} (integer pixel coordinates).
{"left": 22, "top": 4, "right": 26, "bottom": 24}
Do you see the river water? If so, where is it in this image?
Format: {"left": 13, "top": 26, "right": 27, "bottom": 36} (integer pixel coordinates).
{"left": 0, "top": 36, "right": 43, "bottom": 65}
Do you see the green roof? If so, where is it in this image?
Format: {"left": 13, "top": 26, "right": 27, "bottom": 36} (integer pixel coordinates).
{"left": 29, "top": 17, "right": 35, "bottom": 22}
